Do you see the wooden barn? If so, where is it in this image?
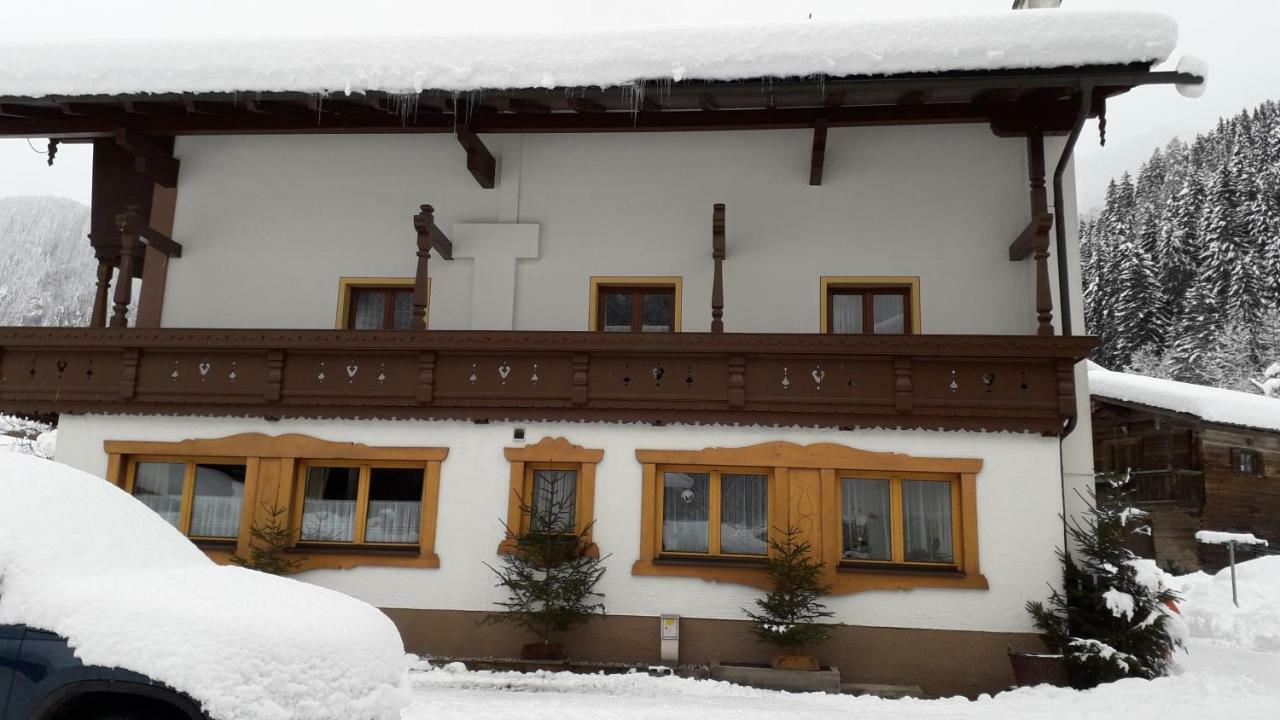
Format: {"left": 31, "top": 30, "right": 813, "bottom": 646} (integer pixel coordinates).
{"left": 1089, "top": 362, "right": 1280, "bottom": 572}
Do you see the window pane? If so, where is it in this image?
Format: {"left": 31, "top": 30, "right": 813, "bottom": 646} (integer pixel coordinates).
{"left": 390, "top": 290, "right": 414, "bottom": 330}
{"left": 902, "top": 480, "right": 953, "bottom": 563}
{"left": 365, "top": 468, "right": 423, "bottom": 544}
{"left": 530, "top": 469, "right": 577, "bottom": 533}
{"left": 662, "top": 472, "right": 709, "bottom": 553}
{"left": 872, "top": 293, "right": 906, "bottom": 334}
{"left": 132, "top": 462, "right": 185, "bottom": 529}
{"left": 189, "top": 464, "right": 246, "bottom": 538}
{"left": 831, "top": 293, "right": 863, "bottom": 334}
{"left": 301, "top": 467, "right": 359, "bottom": 542}
{"left": 841, "top": 477, "right": 891, "bottom": 561}
{"left": 602, "top": 291, "right": 633, "bottom": 332}
{"left": 641, "top": 292, "right": 673, "bottom": 332}
{"left": 352, "top": 290, "right": 387, "bottom": 330}
{"left": 720, "top": 474, "right": 767, "bottom": 555}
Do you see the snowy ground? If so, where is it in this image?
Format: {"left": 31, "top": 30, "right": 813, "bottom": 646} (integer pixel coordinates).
{"left": 402, "top": 558, "right": 1280, "bottom": 719}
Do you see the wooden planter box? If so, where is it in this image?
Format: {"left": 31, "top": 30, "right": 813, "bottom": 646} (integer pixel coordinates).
{"left": 710, "top": 662, "right": 842, "bottom": 694}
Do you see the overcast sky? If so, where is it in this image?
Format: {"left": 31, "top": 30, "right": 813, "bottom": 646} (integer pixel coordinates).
{"left": 1, "top": 0, "right": 1277, "bottom": 212}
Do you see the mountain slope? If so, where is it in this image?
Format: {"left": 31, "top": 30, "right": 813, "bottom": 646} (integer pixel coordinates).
{"left": 0, "top": 195, "right": 94, "bottom": 326}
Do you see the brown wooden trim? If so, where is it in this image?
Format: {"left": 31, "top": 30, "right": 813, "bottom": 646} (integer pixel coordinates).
{"left": 498, "top": 437, "right": 603, "bottom": 555}
{"left": 136, "top": 183, "right": 178, "bottom": 328}
{"left": 631, "top": 441, "right": 986, "bottom": 593}
{"left": 710, "top": 204, "right": 725, "bottom": 333}
{"left": 106, "top": 433, "right": 448, "bottom": 461}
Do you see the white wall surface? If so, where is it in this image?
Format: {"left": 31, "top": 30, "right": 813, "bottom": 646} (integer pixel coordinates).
{"left": 57, "top": 414, "right": 1066, "bottom": 634}
{"left": 162, "top": 125, "right": 1041, "bottom": 334}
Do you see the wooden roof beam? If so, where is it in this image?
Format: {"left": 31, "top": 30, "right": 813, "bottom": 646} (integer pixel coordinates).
{"left": 809, "top": 118, "right": 829, "bottom": 187}
{"left": 113, "top": 127, "right": 180, "bottom": 188}
{"left": 568, "top": 97, "right": 607, "bottom": 113}
{"left": 455, "top": 124, "right": 496, "bottom": 189}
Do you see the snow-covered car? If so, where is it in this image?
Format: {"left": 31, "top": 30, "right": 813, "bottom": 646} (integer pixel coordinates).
{"left": 0, "top": 452, "right": 411, "bottom": 720}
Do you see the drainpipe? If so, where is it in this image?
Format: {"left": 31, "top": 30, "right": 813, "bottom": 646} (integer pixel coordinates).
{"left": 1053, "top": 84, "right": 1093, "bottom": 553}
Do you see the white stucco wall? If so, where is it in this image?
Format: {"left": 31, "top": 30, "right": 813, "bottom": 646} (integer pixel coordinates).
{"left": 161, "top": 125, "right": 1039, "bottom": 334}
{"left": 56, "top": 414, "right": 1065, "bottom": 634}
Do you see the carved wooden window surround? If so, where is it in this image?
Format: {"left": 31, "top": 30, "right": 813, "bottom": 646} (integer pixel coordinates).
{"left": 588, "top": 276, "right": 682, "bottom": 332}
{"left": 633, "top": 442, "right": 986, "bottom": 594}
{"left": 500, "top": 437, "right": 603, "bottom": 556}
{"left": 335, "top": 277, "right": 428, "bottom": 330}
{"left": 820, "top": 276, "right": 921, "bottom": 335}
{"left": 105, "top": 434, "right": 446, "bottom": 572}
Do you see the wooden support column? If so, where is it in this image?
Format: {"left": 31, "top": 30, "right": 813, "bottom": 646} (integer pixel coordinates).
{"left": 90, "top": 261, "right": 114, "bottom": 327}
{"left": 411, "top": 205, "right": 435, "bottom": 331}
{"left": 711, "top": 203, "right": 726, "bottom": 333}
{"left": 1027, "top": 131, "right": 1055, "bottom": 336}
{"left": 136, "top": 183, "right": 179, "bottom": 327}
{"left": 110, "top": 208, "right": 143, "bottom": 328}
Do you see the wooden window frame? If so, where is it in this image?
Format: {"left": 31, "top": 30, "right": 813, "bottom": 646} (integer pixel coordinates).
{"left": 293, "top": 460, "right": 433, "bottom": 548}
{"left": 1104, "top": 438, "right": 1144, "bottom": 473}
{"left": 819, "top": 276, "right": 921, "bottom": 334}
{"left": 122, "top": 455, "right": 251, "bottom": 545}
{"left": 1232, "top": 448, "right": 1262, "bottom": 476}
{"left": 655, "top": 465, "right": 775, "bottom": 561}
{"left": 335, "top": 277, "right": 427, "bottom": 330}
{"left": 588, "top": 276, "right": 682, "bottom": 332}
{"left": 106, "top": 434, "right": 446, "bottom": 572}
{"left": 500, "top": 437, "right": 603, "bottom": 556}
{"left": 633, "top": 442, "right": 985, "bottom": 594}
{"left": 835, "top": 471, "right": 963, "bottom": 571}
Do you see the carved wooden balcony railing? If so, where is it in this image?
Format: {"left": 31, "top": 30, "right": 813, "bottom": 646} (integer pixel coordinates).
{"left": 0, "top": 329, "right": 1095, "bottom": 435}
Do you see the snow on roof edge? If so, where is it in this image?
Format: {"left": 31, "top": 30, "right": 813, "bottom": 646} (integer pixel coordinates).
{"left": 1088, "top": 363, "right": 1280, "bottom": 434}
{"left": 0, "top": 9, "right": 1179, "bottom": 98}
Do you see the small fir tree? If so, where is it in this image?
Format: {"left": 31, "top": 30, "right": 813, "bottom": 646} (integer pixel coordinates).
{"left": 229, "top": 502, "right": 303, "bottom": 575}
{"left": 744, "top": 525, "right": 834, "bottom": 654}
{"left": 1026, "top": 484, "right": 1184, "bottom": 688}
{"left": 484, "top": 478, "right": 607, "bottom": 656}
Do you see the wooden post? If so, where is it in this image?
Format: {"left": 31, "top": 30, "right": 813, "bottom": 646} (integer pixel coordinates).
{"left": 90, "top": 260, "right": 114, "bottom": 327}
{"left": 411, "top": 205, "right": 434, "bottom": 331}
{"left": 711, "top": 203, "right": 725, "bottom": 333}
{"left": 1027, "top": 132, "right": 1054, "bottom": 336}
{"left": 109, "top": 207, "right": 143, "bottom": 328}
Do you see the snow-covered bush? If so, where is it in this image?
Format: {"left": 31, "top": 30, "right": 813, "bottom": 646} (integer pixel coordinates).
{"left": 1026, "top": 489, "right": 1185, "bottom": 688}
{"left": 0, "top": 452, "right": 411, "bottom": 720}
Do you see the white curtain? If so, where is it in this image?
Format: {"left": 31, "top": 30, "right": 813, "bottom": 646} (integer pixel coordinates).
{"left": 662, "top": 472, "right": 709, "bottom": 552}
{"left": 831, "top": 294, "right": 862, "bottom": 333}
{"left": 353, "top": 291, "right": 385, "bottom": 329}
{"left": 841, "top": 477, "right": 891, "bottom": 560}
{"left": 364, "top": 500, "right": 421, "bottom": 543}
{"left": 719, "top": 474, "right": 767, "bottom": 555}
{"left": 189, "top": 465, "right": 244, "bottom": 538}
{"left": 531, "top": 469, "right": 577, "bottom": 532}
{"left": 872, "top": 294, "right": 905, "bottom": 334}
{"left": 300, "top": 499, "right": 357, "bottom": 542}
{"left": 902, "top": 480, "right": 953, "bottom": 563}
{"left": 132, "top": 462, "right": 185, "bottom": 529}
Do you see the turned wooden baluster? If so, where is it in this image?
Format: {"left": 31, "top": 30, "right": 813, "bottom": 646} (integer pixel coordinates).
{"left": 411, "top": 204, "right": 434, "bottom": 331}
{"left": 109, "top": 206, "right": 144, "bottom": 328}
{"left": 711, "top": 203, "right": 726, "bottom": 333}
{"left": 90, "top": 260, "right": 114, "bottom": 327}
{"left": 1027, "top": 132, "right": 1054, "bottom": 336}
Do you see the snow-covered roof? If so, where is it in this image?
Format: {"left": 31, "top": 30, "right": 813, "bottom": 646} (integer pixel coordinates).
{"left": 0, "top": 10, "right": 1179, "bottom": 98}
{"left": 1088, "top": 362, "right": 1280, "bottom": 434}
{"left": 0, "top": 452, "right": 410, "bottom": 720}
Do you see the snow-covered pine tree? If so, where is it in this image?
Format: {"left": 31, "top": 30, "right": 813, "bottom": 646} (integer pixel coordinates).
{"left": 1026, "top": 488, "right": 1185, "bottom": 689}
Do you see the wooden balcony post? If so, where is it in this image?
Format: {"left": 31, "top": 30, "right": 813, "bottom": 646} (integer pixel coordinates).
{"left": 711, "top": 203, "right": 726, "bottom": 333}
{"left": 109, "top": 206, "right": 143, "bottom": 328}
{"left": 411, "top": 204, "right": 434, "bottom": 331}
{"left": 1027, "top": 132, "right": 1055, "bottom": 336}
{"left": 90, "top": 260, "right": 114, "bottom": 327}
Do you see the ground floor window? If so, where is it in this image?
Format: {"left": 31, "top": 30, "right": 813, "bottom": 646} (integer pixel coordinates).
{"left": 633, "top": 442, "right": 984, "bottom": 594}
{"left": 106, "top": 434, "right": 446, "bottom": 572}
{"left": 500, "top": 437, "right": 604, "bottom": 555}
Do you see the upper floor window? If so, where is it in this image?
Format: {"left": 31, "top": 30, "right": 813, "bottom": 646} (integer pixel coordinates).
{"left": 127, "top": 459, "right": 247, "bottom": 540}
{"left": 821, "top": 277, "right": 920, "bottom": 334}
{"left": 589, "top": 277, "right": 682, "bottom": 332}
{"left": 1232, "top": 448, "right": 1262, "bottom": 475}
{"left": 336, "top": 278, "right": 422, "bottom": 330}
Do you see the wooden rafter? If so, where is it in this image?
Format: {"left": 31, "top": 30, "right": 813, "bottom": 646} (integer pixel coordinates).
{"left": 113, "top": 127, "right": 180, "bottom": 187}
{"left": 809, "top": 118, "right": 829, "bottom": 186}
{"left": 455, "top": 124, "right": 496, "bottom": 189}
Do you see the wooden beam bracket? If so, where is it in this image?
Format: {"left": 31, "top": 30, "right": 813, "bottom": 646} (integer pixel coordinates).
{"left": 1008, "top": 212, "right": 1054, "bottom": 261}
{"left": 455, "top": 124, "right": 496, "bottom": 189}
{"left": 809, "top": 118, "right": 829, "bottom": 186}
{"left": 117, "top": 204, "right": 184, "bottom": 258}
{"left": 113, "top": 127, "right": 180, "bottom": 188}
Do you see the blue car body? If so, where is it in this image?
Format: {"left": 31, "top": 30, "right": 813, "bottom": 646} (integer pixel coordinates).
{"left": 0, "top": 623, "right": 205, "bottom": 719}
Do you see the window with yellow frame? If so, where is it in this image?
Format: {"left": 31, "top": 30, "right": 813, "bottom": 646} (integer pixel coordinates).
{"left": 656, "top": 465, "right": 771, "bottom": 559}
{"left": 124, "top": 456, "right": 249, "bottom": 542}
{"left": 335, "top": 277, "right": 427, "bottom": 330}
{"left": 294, "top": 460, "right": 431, "bottom": 546}
{"left": 837, "top": 471, "right": 962, "bottom": 569}
{"left": 499, "top": 437, "right": 603, "bottom": 556}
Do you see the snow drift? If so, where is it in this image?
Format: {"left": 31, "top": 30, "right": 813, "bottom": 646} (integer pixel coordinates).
{"left": 0, "top": 452, "right": 410, "bottom": 720}
{"left": 1173, "top": 556, "right": 1280, "bottom": 653}
{"left": 0, "top": 10, "right": 1178, "bottom": 97}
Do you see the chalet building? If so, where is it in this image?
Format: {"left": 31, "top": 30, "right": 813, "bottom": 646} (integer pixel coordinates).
{"left": 0, "top": 10, "right": 1201, "bottom": 697}
{"left": 1090, "top": 363, "right": 1279, "bottom": 573}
